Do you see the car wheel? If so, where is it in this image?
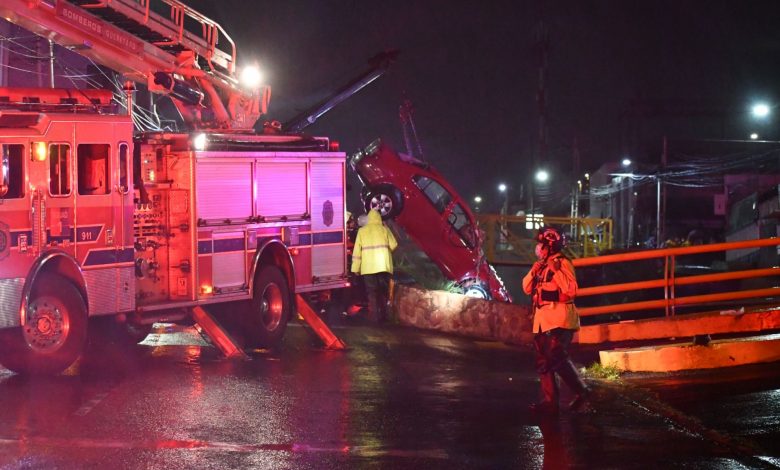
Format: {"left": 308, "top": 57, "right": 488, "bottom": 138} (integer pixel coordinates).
{"left": 364, "top": 185, "right": 403, "bottom": 219}
{"left": 459, "top": 280, "right": 490, "bottom": 300}
{"left": 0, "top": 273, "right": 88, "bottom": 375}
{"left": 245, "top": 265, "right": 291, "bottom": 349}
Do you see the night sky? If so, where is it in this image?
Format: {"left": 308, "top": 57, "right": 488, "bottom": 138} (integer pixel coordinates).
{"left": 185, "top": 1, "right": 780, "bottom": 213}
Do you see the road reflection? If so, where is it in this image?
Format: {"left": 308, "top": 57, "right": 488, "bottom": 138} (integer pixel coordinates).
{"left": 537, "top": 414, "right": 575, "bottom": 469}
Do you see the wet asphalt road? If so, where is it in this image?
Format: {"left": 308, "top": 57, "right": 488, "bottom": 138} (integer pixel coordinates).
{"left": 0, "top": 320, "right": 778, "bottom": 469}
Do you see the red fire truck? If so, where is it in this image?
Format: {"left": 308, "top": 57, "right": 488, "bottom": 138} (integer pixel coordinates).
{"left": 0, "top": 0, "right": 351, "bottom": 374}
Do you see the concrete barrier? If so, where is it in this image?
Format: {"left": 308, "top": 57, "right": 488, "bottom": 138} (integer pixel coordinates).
{"left": 579, "top": 308, "right": 780, "bottom": 344}
{"left": 393, "top": 284, "right": 534, "bottom": 346}
{"left": 600, "top": 334, "right": 780, "bottom": 372}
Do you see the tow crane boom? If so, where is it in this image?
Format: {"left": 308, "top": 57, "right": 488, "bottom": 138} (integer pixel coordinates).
{"left": 0, "top": 0, "right": 268, "bottom": 130}
{"left": 282, "top": 50, "right": 397, "bottom": 133}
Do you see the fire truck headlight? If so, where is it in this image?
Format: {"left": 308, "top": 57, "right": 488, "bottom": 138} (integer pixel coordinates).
{"left": 33, "top": 142, "right": 47, "bottom": 162}
{"left": 193, "top": 133, "right": 207, "bottom": 151}
{"left": 239, "top": 65, "right": 263, "bottom": 90}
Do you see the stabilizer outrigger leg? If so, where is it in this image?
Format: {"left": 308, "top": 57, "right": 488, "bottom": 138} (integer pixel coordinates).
{"left": 191, "top": 306, "right": 249, "bottom": 359}
{"left": 296, "top": 295, "right": 348, "bottom": 350}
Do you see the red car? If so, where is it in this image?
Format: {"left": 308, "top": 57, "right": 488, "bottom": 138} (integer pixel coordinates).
{"left": 350, "top": 140, "right": 511, "bottom": 302}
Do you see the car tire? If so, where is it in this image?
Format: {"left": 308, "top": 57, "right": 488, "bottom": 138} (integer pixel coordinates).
{"left": 245, "top": 265, "right": 291, "bottom": 349}
{"left": 364, "top": 185, "right": 403, "bottom": 219}
{"left": 459, "top": 280, "right": 491, "bottom": 300}
{"left": 0, "top": 273, "right": 88, "bottom": 375}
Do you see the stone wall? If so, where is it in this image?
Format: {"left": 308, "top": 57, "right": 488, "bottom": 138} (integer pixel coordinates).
{"left": 392, "top": 284, "right": 534, "bottom": 346}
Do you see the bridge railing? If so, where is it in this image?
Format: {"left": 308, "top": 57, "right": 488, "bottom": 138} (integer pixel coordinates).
{"left": 572, "top": 238, "right": 780, "bottom": 320}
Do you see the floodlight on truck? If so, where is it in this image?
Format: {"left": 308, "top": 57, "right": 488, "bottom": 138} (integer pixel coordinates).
{"left": 239, "top": 65, "right": 263, "bottom": 90}
{"left": 193, "top": 133, "right": 208, "bottom": 151}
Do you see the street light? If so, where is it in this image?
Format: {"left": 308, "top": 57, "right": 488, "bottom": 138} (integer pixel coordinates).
{"left": 497, "top": 183, "right": 508, "bottom": 214}
{"left": 473, "top": 195, "right": 483, "bottom": 213}
{"left": 621, "top": 158, "right": 632, "bottom": 167}
{"left": 535, "top": 169, "right": 549, "bottom": 183}
{"left": 750, "top": 133, "right": 759, "bottom": 140}
{"left": 751, "top": 102, "right": 770, "bottom": 119}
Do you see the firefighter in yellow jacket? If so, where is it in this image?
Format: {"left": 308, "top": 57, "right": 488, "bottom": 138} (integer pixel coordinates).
{"left": 522, "top": 226, "right": 589, "bottom": 413}
{"left": 351, "top": 210, "right": 398, "bottom": 323}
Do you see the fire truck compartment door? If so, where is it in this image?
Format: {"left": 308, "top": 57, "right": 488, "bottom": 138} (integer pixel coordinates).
{"left": 211, "top": 231, "right": 246, "bottom": 290}
{"left": 310, "top": 161, "right": 345, "bottom": 278}
{"left": 255, "top": 162, "right": 307, "bottom": 219}
{"left": 196, "top": 161, "right": 252, "bottom": 221}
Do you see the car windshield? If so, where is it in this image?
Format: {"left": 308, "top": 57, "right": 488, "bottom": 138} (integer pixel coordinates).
{"left": 413, "top": 175, "right": 452, "bottom": 213}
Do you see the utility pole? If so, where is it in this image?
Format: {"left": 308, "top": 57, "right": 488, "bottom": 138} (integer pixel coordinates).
{"left": 535, "top": 21, "right": 549, "bottom": 167}
{"left": 658, "top": 135, "right": 668, "bottom": 244}
{"left": 530, "top": 20, "right": 549, "bottom": 224}
{"left": 570, "top": 136, "right": 581, "bottom": 238}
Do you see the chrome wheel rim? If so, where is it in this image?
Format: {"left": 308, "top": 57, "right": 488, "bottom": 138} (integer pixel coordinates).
{"left": 259, "top": 283, "right": 284, "bottom": 331}
{"left": 369, "top": 193, "right": 393, "bottom": 217}
{"left": 24, "top": 297, "right": 69, "bottom": 352}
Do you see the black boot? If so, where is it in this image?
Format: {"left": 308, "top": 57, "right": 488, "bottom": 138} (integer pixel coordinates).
{"left": 530, "top": 370, "right": 559, "bottom": 414}
{"left": 557, "top": 360, "right": 590, "bottom": 412}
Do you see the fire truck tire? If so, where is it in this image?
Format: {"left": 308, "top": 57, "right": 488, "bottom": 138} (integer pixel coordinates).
{"left": 364, "top": 185, "right": 403, "bottom": 219}
{"left": 246, "top": 265, "right": 290, "bottom": 349}
{"left": 0, "top": 273, "right": 87, "bottom": 375}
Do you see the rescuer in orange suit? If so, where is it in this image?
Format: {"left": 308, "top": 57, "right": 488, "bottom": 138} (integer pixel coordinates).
{"left": 351, "top": 210, "right": 398, "bottom": 323}
{"left": 522, "top": 226, "right": 589, "bottom": 413}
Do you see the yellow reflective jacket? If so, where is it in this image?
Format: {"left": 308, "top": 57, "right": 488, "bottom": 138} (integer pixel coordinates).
{"left": 351, "top": 210, "right": 398, "bottom": 275}
{"left": 522, "top": 253, "right": 580, "bottom": 333}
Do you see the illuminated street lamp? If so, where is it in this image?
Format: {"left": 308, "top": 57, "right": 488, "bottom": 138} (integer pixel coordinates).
{"left": 473, "top": 195, "right": 483, "bottom": 213}
{"left": 751, "top": 102, "right": 770, "bottom": 119}
{"left": 535, "top": 169, "right": 549, "bottom": 183}
{"left": 497, "top": 183, "right": 508, "bottom": 214}
{"left": 750, "top": 133, "right": 759, "bottom": 140}
{"left": 621, "top": 158, "right": 632, "bottom": 167}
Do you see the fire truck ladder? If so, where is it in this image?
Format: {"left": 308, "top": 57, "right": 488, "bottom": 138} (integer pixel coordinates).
{"left": 69, "top": 0, "right": 236, "bottom": 76}
{"left": 0, "top": 0, "right": 263, "bottom": 129}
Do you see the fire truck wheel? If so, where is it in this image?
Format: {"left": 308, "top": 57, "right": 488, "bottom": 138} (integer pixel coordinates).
{"left": 247, "top": 265, "right": 290, "bottom": 348}
{"left": 364, "top": 185, "right": 403, "bottom": 219}
{"left": 0, "top": 273, "right": 87, "bottom": 375}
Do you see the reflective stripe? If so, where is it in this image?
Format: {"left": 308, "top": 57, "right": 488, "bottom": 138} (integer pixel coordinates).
{"left": 362, "top": 244, "right": 391, "bottom": 250}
